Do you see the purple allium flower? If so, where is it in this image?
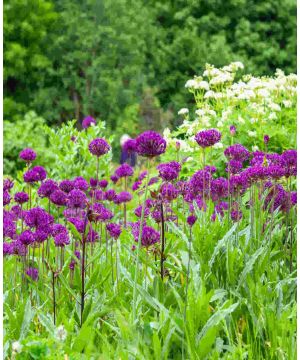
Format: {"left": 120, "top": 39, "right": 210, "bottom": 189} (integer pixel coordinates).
{"left": 195, "top": 129, "right": 221, "bottom": 148}
{"left": 132, "top": 181, "right": 142, "bottom": 191}
{"left": 92, "top": 203, "right": 114, "bottom": 221}
{"left": 98, "top": 180, "right": 108, "bottom": 189}
{"left": 3, "top": 191, "right": 11, "bottom": 206}
{"left": 267, "top": 153, "right": 284, "bottom": 166}
{"left": 204, "top": 165, "right": 217, "bottom": 174}
{"left": 226, "top": 160, "right": 243, "bottom": 174}
{"left": 73, "top": 177, "right": 89, "bottom": 191}
{"left": 244, "top": 166, "right": 268, "bottom": 181}
{"left": 86, "top": 228, "right": 99, "bottom": 243}
{"left": 3, "top": 242, "right": 14, "bottom": 256}
{"left": 114, "top": 192, "right": 132, "bottom": 204}
{"left": 194, "top": 196, "right": 207, "bottom": 212}
{"left": 26, "top": 267, "right": 39, "bottom": 281}
{"left": 229, "top": 173, "right": 249, "bottom": 194}
{"left": 19, "top": 230, "right": 35, "bottom": 246}
{"left": 3, "top": 213, "right": 16, "bottom": 239}
{"left": 224, "top": 144, "right": 250, "bottom": 162}
{"left": 145, "top": 199, "right": 155, "bottom": 208}
{"left": 134, "top": 205, "right": 150, "bottom": 218}
{"left": 90, "top": 178, "right": 98, "bottom": 188}
{"left": 71, "top": 135, "right": 77, "bottom": 142}
{"left": 157, "top": 161, "right": 181, "bottom": 181}
{"left": 104, "top": 189, "right": 117, "bottom": 201}
{"left": 210, "top": 177, "right": 228, "bottom": 201}
{"left": 138, "top": 171, "right": 148, "bottom": 181}
{"left": 264, "top": 135, "right": 270, "bottom": 144}
{"left": 291, "top": 191, "right": 297, "bottom": 206}
{"left": 50, "top": 190, "right": 68, "bottom": 206}
{"left": 148, "top": 177, "right": 159, "bottom": 186}
{"left": 88, "top": 138, "right": 110, "bottom": 157}
{"left": 231, "top": 209, "right": 243, "bottom": 222}
{"left": 123, "top": 139, "right": 137, "bottom": 153}
{"left": 230, "top": 125, "right": 236, "bottom": 136}
{"left": 176, "top": 141, "right": 181, "bottom": 151}
{"left": 266, "top": 165, "right": 285, "bottom": 179}
{"left": 24, "top": 207, "right": 54, "bottom": 229}
{"left": 52, "top": 223, "right": 68, "bottom": 237}
{"left": 282, "top": 149, "right": 297, "bottom": 177}
{"left": 135, "top": 131, "right": 166, "bottom": 158}
{"left": 33, "top": 229, "right": 49, "bottom": 243}
{"left": 264, "top": 183, "right": 286, "bottom": 212}
{"left": 14, "top": 191, "right": 29, "bottom": 204}
{"left": 94, "top": 189, "right": 104, "bottom": 201}
{"left": 160, "top": 183, "right": 179, "bottom": 201}
{"left": 68, "top": 217, "right": 85, "bottom": 233}
{"left": 19, "top": 148, "right": 37, "bottom": 163}
{"left": 115, "top": 163, "right": 134, "bottom": 178}
{"left": 67, "top": 189, "right": 87, "bottom": 209}
{"left": 187, "top": 214, "right": 197, "bottom": 227}
{"left": 54, "top": 231, "right": 70, "bottom": 247}
{"left": 106, "top": 223, "right": 122, "bottom": 239}
{"left": 3, "top": 178, "right": 14, "bottom": 192}
{"left": 23, "top": 169, "right": 40, "bottom": 183}
{"left": 130, "top": 222, "right": 160, "bottom": 247}
{"left": 110, "top": 174, "right": 119, "bottom": 184}
{"left": 11, "top": 240, "right": 27, "bottom": 256}
{"left": 215, "top": 201, "right": 229, "bottom": 217}
{"left": 32, "top": 166, "right": 47, "bottom": 181}
{"left": 151, "top": 209, "right": 162, "bottom": 223}
{"left": 59, "top": 180, "right": 75, "bottom": 194}
{"left": 82, "top": 115, "right": 96, "bottom": 129}
{"left": 11, "top": 205, "right": 23, "bottom": 219}
{"left": 190, "top": 170, "right": 212, "bottom": 195}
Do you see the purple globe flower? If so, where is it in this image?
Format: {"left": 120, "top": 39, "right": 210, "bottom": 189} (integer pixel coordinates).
{"left": 98, "top": 180, "right": 108, "bottom": 189}
{"left": 67, "top": 217, "right": 85, "bottom": 233}
{"left": 195, "top": 129, "right": 221, "bottom": 148}
{"left": 160, "top": 183, "right": 179, "bottom": 201}
{"left": 3, "top": 178, "right": 14, "bottom": 192}
{"left": 24, "top": 207, "right": 54, "bottom": 229}
{"left": 266, "top": 165, "right": 285, "bottom": 179}
{"left": 210, "top": 177, "right": 228, "bottom": 201}
{"left": 190, "top": 170, "right": 212, "bottom": 195}
{"left": 38, "top": 179, "right": 59, "bottom": 198}
{"left": 138, "top": 171, "right": 148, "bottom": 181}
{"left": 151, "top": 209, "right": 162, "bottom": 223}
{"left": 282, "top": 149, "right": 297, "bottom": 177}
{"left": 11, "top": 205, "right": 23, "bottom": 219}
{"left": 139, "top": 226, "right": 160, "bottom": 247}
{"left": 32, "top": 166, "right": 47, "bottom": 181}
{"left": 33, "top": 229, "right": 50, "bottom": 243}
{"left": 244, "top": 166, "right": 268, "bottom": 181}
{"left": 157, "top": 161, "right": 181, "bottom": 181}
{"left": 19, "top": 230, "right": 35, "bottom": 246}
{"left": 106, "top": 223, "right": 122, "bottom": 239}
{"left": 135, "top": 131, "right": 166, "bottom": 158}
{"left": 54, "top": 231, "right": 70, "bottom": 247}
{"left": 148, "top": 177, "right": 159, "bottom": 186}
{"left": 104, "top": 189, "right": 117, "bottom": 201}
{"left": 87, "top": 228, "right": 99, "bottom": 243}
{"left": 224, "top": 144, "right": 250, "bottom": 162}
{"left": 88, "top": 138, "right": 110, "bottom": 157}
{"left": 92, "top": 203, "right": 114, "bottom": 221}
{"left": 291, "top": 191, "right": 297, "bottom": 206}
{"left": 110, "top": 174, "right": 119, "bottom": 184}
{"left": 19, "top": 148, "right": 37, "bottom": 163}
{"left": 3, "top": 215, "right": 16, "bottom": 239}
{"left": 187, "top": 214, "right": 197, "bottom": 227}
{"left": 26, "top": 267, "right": 39, "bottom": 281}
{"left": 231, "top": 210, "right": 243, "bottom": 222}
{"left": 123, "top": 139, "right": 137, "bottom": 153}
{"left": 52, "top": 223, "right": 68, "bottom": 237}
{"left": 3, "top": 242, "right": 14, "bottom": 256}
{"left": 90, "top": 178, "right": 98, "bottom": 188}
{"left": 50, "top": 190, "right": 68, "bottom": 206}
{"left": 226, "top": 160, "right": 243, "bottom": 174}
{"left": 132, "top": 181, "right": 142, "bottom": 191}
{"left": 59, "top": 180, "right": 75, "bottom": 194}
{"left": 114, "top": 191, "right": 132, "bottom": 204}
{"left": 67, "top": 189, "right": 87, "bottom": 209}
{"left": 82, "top": 115, "right": 96, "bottom": 129}
{"left": 115, "top": 163, "right": 134, "bottom": 178}
{"left": 3, "top": 191, "right": 11, "bottom": 206}
{"left": 134, "top": 205, "right": 150, "bottom": 218}
{"left": 215, "top": 201, "right": 229, "bottom": 217}
{"left": 14, "top": 192, "right": 29, "bottom": 204}
{"left": 23, "top": 169, "right": 40, "bottom": 183}
{"left": 94, "top": 190, "right": 104, "bottom": 201}
{"left": 73, "top": 177, "right": 89, "bottom": 191}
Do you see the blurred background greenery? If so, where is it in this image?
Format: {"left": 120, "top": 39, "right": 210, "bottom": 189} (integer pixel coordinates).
{"left": 4, "top": 0, "right": 297, "bottom": 174}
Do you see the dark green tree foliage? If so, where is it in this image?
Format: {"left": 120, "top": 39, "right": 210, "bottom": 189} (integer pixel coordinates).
{"left": 4, "top": 0, "right": 296, "bottom": 130}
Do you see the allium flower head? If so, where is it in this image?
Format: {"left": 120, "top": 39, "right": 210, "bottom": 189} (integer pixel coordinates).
{"left": 88, "top": 138, "right": 110, "bottom": 157}
{"left": 98, "top": 179, "right": 108, "bottom": 189}
{"left": 190, "top": 170, "right": 212, "bottom": 195}
{"left": 50, "top": 190, "right": 68, "bottom": 206}
{"left": 210, "top": 177, "right": 228, "bottom": 201}
{"left": 19, "top": 148, "right": 37, "bottom": 163}
{"left": 32, "top": 166, "right": 47, "bottom": 181}
{"left": 148, "top": 177, "right": 159, "bottom": 186}
{"left": 104, "top": 189, "right": 117, "bottom": 201}
{"left": 160, "top": 183, "right": 179, "bottom": 201}
{"left": 33, "top": 229, "right": 49, "bottom": 243}
{"left": 67, "top": 217, "right": 85, "bottom": 233}
{"left": 24, "top": 207, "right": 54, "bottom": 229}
{"left": 135, "top": 131, "right": 166, "bottom": 158}
{"left": 3, "top": 242, "right": 14, "bottom": 256}
{"left": 26, "top": 267, "right": 39, "bottom": 281}
{"left": 123, "top": 139, "right": 137, "bottom": 153}
{"left": 3, "top": 212, "right": 16, "bottom": 239}
{"left": 132, "top": 181, "right": 142, "bottom": 191}
{"left": 106, "top": 223, "right": 122, "bottom": 239}
{"left": 195, "top": 129, "right": 221, "bottom": 148}
{"left": 67, "top": 189, "right": 87, "bottom": 209}
{"left": 157, "top": 161, "right": 181, "bottom": 181}
{"left": 226, "top": 160, "right": 243, "bottom": 174}
{"left": 19, "top": 230, "right": 35, "bottom": 246}
{"left": 224, "top": 144, "right": 250, "bottom": 162}
{"left": 73, "top": 177, "right": 89, "bottom": 191}
{"left": 138, "top": 171, "right": 148, "bottom": 181}
{"left": 23, "top": 169, "right": 40, "bottom": 183}
{"left": 38, "top": 179, "right": 58, "bottom": 198}
{"left": 115, "top": 163, "right": 134, "bottom": 178}
{"left": 110, "top": 174, "right": 119, "bottom": 184}
{"left": 266, "top": 165, "right": 285, "bottom": 179}
{"left": 90, "top": 178, "right": 98, "bottom": 188}
{"left": 134, "top": 205, "right": 150, "bottom": 218}
{"left": 3, "top": 178, "right": 14, "bottom": 192}
{"left": 131, "top": 223, "right": 160, "bottom": 247}
{"left": 187, "top": 214, "right": 197, "bottom": 227}
{"left": 114, "top": 192, "right": 132, "bottom": 204}
{"left": 59, "top": 180, "right": 75, "bottom": 194}
{"left": 3, "top": 191, "right": 11, "bottom": 206}
{"left": 54, "top": 231, "right": 70, "bottom": 247}
{"left": 82, "top": 115, "right": 96, "bottom": 129}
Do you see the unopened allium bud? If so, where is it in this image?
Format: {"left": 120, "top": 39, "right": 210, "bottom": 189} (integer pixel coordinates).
{"left": 264, "top": 135, "right": 270, "bottom": 144}
{"left": 230, "top": 125, "right": 236, "bottom": 136}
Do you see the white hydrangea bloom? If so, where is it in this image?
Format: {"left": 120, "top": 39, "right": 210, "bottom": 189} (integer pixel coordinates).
{"left": 185, "top": 79, "right": 197, "bottom": 89}
{"left": 195, "top": 80, "right": 209, "bottom": 90}
{"left": 204, "top": 90, "right": 215, "bottom": 99}
{"left": 178, "top": 108, "right": 189, "bottom": 115}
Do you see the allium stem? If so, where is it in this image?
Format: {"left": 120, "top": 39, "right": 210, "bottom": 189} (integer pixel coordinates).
{"left": 111, "top": 239, "right": 114, "bottom": 284}
{"left": 80, "top": 215, "right": 89, "bottom": 327}
{"left": 132, "top": 159, "right": 150, "bottom": 323}
{"left": 160, "top": 201, "right": 165, "bottom": 280}
{"left": 52, "top": 271, "right": 56, "bottom": 325}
